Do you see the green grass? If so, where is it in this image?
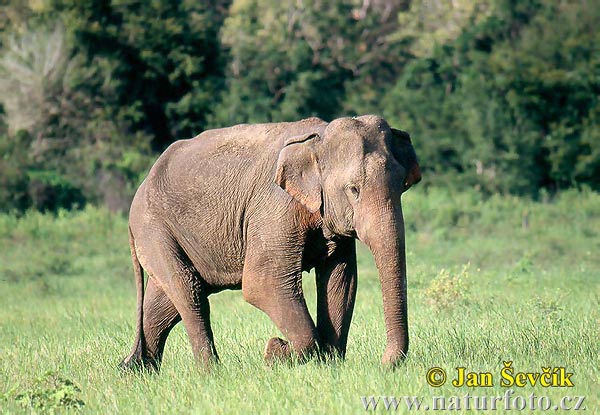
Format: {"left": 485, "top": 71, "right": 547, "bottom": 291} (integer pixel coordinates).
{"left": 1, "top": 188, "right": 598, "bottom": 414}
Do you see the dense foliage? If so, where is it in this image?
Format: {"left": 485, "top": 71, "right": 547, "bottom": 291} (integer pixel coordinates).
{"left": 0, "top": 0, "right": 598, "bottom": 211}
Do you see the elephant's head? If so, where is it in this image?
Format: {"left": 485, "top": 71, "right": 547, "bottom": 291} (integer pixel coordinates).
{"left": 275, "top": 115, "right": 421, "bottom": 366}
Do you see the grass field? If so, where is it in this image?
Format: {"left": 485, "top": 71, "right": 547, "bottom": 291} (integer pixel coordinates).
{"left": 1, "top": 188, "right": 598, "bottom": 414}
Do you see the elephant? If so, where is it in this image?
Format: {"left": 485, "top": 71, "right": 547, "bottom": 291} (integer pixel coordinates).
{"left": 120, "top": 115, "right": 421, "bottom": 371}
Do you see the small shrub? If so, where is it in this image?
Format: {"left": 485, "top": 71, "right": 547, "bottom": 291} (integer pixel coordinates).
{"left": 424, "top": 263, "right": 471, "bottom": 310}
{"left": 7, "top": 371, "right": 85, "bottom": 411}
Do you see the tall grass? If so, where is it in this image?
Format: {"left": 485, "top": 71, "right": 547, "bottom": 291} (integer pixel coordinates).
{"left": 1, "top": 188, "right": 598, "bottom": 413}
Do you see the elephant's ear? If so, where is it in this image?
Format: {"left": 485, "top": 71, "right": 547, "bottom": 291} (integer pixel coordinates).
{"left": 390, "top": 128, "right": 421, "bottom": 192}
{"left": 275, "top": 132, "right": 322, "bottom": 213}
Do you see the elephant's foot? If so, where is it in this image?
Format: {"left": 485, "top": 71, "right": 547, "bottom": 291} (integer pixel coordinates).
{"left": 194, "top": 350, "right": 219, "bottom": 374}
{"left": 119, "top": 348, "right": 160, "bottom": 373}
{"left": 263, "top": 337, "right": 319, "bottom": 365}
{"left": 317, "top": 345, "right": 346, "bottom": 363}
{"left": 381, "top": 345, "right": 408, "bottom": 368}
{"left": 263, "top": 337, "right": 291, "bottom": 365}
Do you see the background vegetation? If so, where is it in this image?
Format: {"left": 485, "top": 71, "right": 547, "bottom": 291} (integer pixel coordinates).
{"left": 1, "top": 0, "right": 599, "bottom": 212}
{"left": 1, "top": 189, "right": 598, "bottom": 413}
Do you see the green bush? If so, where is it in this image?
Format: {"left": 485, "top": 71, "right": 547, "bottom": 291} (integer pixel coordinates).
{"left": 424, "top": 263, "right": 471, "bottom": 311}
{"left": 4, "top": 371, "right": 85, "bottom": 411}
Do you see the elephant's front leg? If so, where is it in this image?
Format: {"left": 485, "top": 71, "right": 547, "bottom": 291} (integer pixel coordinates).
{"left": 242, "top": 246, "right": 318, "bottom": 364}
{"left": 315, "top": 238, "right": 358, "bottom": 359}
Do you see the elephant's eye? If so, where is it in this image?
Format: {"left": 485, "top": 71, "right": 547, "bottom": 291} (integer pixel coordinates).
{"left": 347, "top": 184, "right": 360, "bottom": 199}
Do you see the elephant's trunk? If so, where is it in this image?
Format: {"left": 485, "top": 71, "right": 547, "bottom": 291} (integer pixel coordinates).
{"left": 356, "top": 197, "right": 409, "bottom": 367}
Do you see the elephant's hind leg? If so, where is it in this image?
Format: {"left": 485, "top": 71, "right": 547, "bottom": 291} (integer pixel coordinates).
{"left": 120, "top": 278, "right": 180, "bottom": 371}
{"left": 142, "top": 278, "right": 181, "bottom": 369}
{"left": 160, "top": 248, "right": 219, "bottom": 368}
{"left": 125, "top": 231, "right": 218, "bottom": 370}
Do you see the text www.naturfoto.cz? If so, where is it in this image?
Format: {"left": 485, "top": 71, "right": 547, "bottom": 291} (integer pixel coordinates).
{"left": 361, "top": 391, "right": 587, "bottom": 411}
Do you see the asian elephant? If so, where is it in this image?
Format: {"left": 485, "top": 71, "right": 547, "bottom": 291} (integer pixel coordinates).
{"left": 120, "top": 115, "right": 421, "bottom": 371}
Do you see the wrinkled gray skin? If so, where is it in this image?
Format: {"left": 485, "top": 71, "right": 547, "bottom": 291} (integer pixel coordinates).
{"left": 120, "top": 115, "right": 421, "bottom": 371}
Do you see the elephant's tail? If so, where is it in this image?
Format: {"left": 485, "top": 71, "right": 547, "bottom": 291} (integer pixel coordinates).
{"left": 120, "top": 226, "right": 146, "bottom": 369}
{"left": 129, "top": 225, "right": 145, "bottom": 349}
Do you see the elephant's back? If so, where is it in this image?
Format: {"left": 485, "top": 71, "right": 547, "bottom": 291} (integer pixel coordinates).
{"left": 154, "top": 118, "right": 326, "bottom": 192}
{"left": 187, "top": 117, "right": 326, "bottom": 159}
{"left": 136, "top": 117, "right": 327, "bottom": 213}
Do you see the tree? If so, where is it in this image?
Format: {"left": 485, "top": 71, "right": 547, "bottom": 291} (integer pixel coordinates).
{"left": 374, "top": 0, "right": 600, "bottom": 194}
{"left": 0, "top": 21, "right": 152, "bottom": 211}
{"left": 53, "top": 0, "right": 230, "bottom": 149}
{"left": 210, "top": 0, "right": 408, "bottom": 126}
